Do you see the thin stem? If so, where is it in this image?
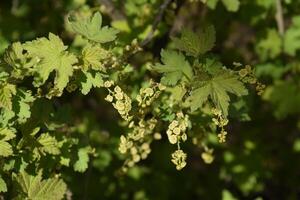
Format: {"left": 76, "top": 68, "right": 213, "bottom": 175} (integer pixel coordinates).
{"left": 275, "top": 0, "right": 285, "bottom": 37}
{"left": 140, "top": 0, "right": 173, "bottom": 47}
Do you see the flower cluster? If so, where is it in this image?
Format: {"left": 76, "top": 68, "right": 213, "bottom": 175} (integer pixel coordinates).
{"left": 123, "top": 142, "right": 151, "bottom": 169}
{"left": 201, "top": 147, "right": 214, "bottom": 164}
{"left": 104, "top": 81, "right": 132, "bottom": 121}
{"left": 166, "top": 112, "right": 189, "bottom": 145}
{"left": 119, "top": 118, "right": 157, "bottom": 171}
{"left": 171, "top": 150, "right": 187, "bottom": 170}
{"left": 136, "top": 82, "right": 166, "bottom": 111}
{"left": 192, "top": 136, "right": 215, "bottom": 164}
{"left": 212, "top": 108, "right": 229, "bottom": 143}
{"left": 119, "top": 135, "right": 133, "bottom": 154}
{"left": 166, "top": 112, "right": 190, "bottom": 170}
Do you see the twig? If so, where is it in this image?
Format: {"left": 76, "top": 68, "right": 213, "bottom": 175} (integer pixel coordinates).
{"left": 11, "top": 0, "right": 19, "bottom": 14}
{"left": 275, "top": 0, "right": 284, "bottom": 37}
{"left": 140, "top": 0, "right": 173, "bottom": 47}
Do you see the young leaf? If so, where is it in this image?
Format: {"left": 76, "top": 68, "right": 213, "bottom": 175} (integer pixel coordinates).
{"left": 153, "top": 50, "right": 193, "bottom": 86}
{"left": 13, "top": 171, "right": 67, "bottom": 200}
{"left": 79, "top": 71, "right": 104, "bottom": 95}
{"left": 23, "top": 33, "right": 78, "bottom": 96}
{"left": 37, "top": 133, "right": 60, "bottom": 155}
{"left": 82, "top": 44, "right": 109, "bottom": 71}
{"left": 68, "top": 12, "right": 119, "bottom": 43}
{"left": 0, "top": 108, "right": 15, "bottom": 127}
{"left": 3, "top": 42, "right": 37, "bottom": 79}
{"left": 13, "top": 89, "right": 35, "bottom": 123}
{"left": 0, "top": 124, "right": 16, "bottom": 158}
{"left": 74, "top": 147, "right": 90, "bottom": 172}
{"left": 0, "top": 140, "right": 13, "bottom": 157}
{"left": 172, "top": 25, "right": 215, "bottom": 57}
{"left": 0, "top": 127, "right": 16, "bottom": 141}
{"left": 0, "top": 83, "right": 16, "bottom": 110}
{"left": 188, "top": 72, "right": 248, "bottom": 116}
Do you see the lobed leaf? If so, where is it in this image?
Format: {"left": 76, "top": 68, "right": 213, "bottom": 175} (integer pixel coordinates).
{"left": 173, "top": 26, "right": 216, "bottom": 57}
{"left": 153, "top": 50, "right": 193, "bottom": 86}
{"left": 68, "top": 12, "right": 119, "bottom": 43}
{"left": 24, "top": 33, "right": 78, "bottom": 96}
{"left": 188, "top": 72, "right": 248, "bottom": 116}
{"left": 13, "top": 171, "right": 67, "bottom": 200}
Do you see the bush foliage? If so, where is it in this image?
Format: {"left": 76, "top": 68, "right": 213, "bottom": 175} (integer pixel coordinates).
{"left": 0, "top": 0, "right": 300, "bottom": 199}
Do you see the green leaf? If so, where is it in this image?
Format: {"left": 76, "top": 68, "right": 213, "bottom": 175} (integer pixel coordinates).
{"left": 0, "top": 72, "right": 9, "bottom": 83}
{"left": 79, "top": 71, "right": 104, "bottom": 95}
{"left": 0, "top": 129, "right": 15, "bottom": 151}
{"left": 167, "top": 85, "right": 187, "bottom": 103}
{"left": 0, "top": 140, "right": 13, "bottom": 157}
{"left": 256, "top": 29, "right": 282, "bottom": 61}
{"left": 201, "top": 0, "right": 219, "bottom": 9}
{"left": 4, "top": 42, "right": 25, "bottom": 67}
{"left": 13, "top": 171, "right": 67, "bottom": 200}
{"left": 153, "top": 50, "right": 193, "bottom": 86}
{"left": 0, "top": 108, "right": 15, "bottom": 127}
{"left": 221, "top": 0, "right": 240, "bottom": 12}
{"left": 13, "top": 89, "right": 35, "bottom": 123}
{"left": 82, "top": 44, "right": 108, "bottom": 71}
{"left": 0, "top": 83, "right": 16, "bottom": 110}
{"left": 0, "top": 176, "right": 7, "bottom": 193}
{"left": 24, "top": 33, "right": 78, "bottom": 96}
{"left": 37, "top": 133, "right": 60, "bottom": 155}
{"left": 263, "top": 81, "right": 300, "bottom": 118}
{"left": 173, "top": 26, "right": 215, "bottom": 57}
{"left": 187, "top": 84, "right": 211, "bottom": 112}
{"left": 222, "top": 189, "right": 238, "bottom": 200}
{"left": 68, "top": 12, "right": 119, "bottom": 43}
{"left": 188, "top": 72, "right": 248, "bottom": 116}
{"left": 0, "top": 127, "right": 16, "bottom": 141}
{"left": 74, "top": 147, "right": 90, "bottom": 172}
{"left": 3, "top": 42, "right": 37, "bottom": 79}
{"left": 284, "top": 16, "right": 300, "bottom": 56}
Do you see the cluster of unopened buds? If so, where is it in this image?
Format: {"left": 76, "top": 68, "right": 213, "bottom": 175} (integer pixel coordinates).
{"left": 171, "top": 150, "right": 187, "bottom": 170}
{"left": 166, "top": 112, "right": 189, "bottom": 145}
{"left": 136, "top": 82, "right": 166, "bottom": 110}
{"left": 104, "top": 81, "right": 132, "bottom": 121}
{"left": 212, "top": 108, "right": 229, "bottom": 143}
{"left": 124, "top": 39, "right": 142, "bottom": 55}
{"left": 66, "top": 82, "right": 78, "bottom": 93}
{"left": 238, "top": 64, "right": 265, "bottom": 95}
{"left": 119, "top": 118, "right": 158, "bottom": 171}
